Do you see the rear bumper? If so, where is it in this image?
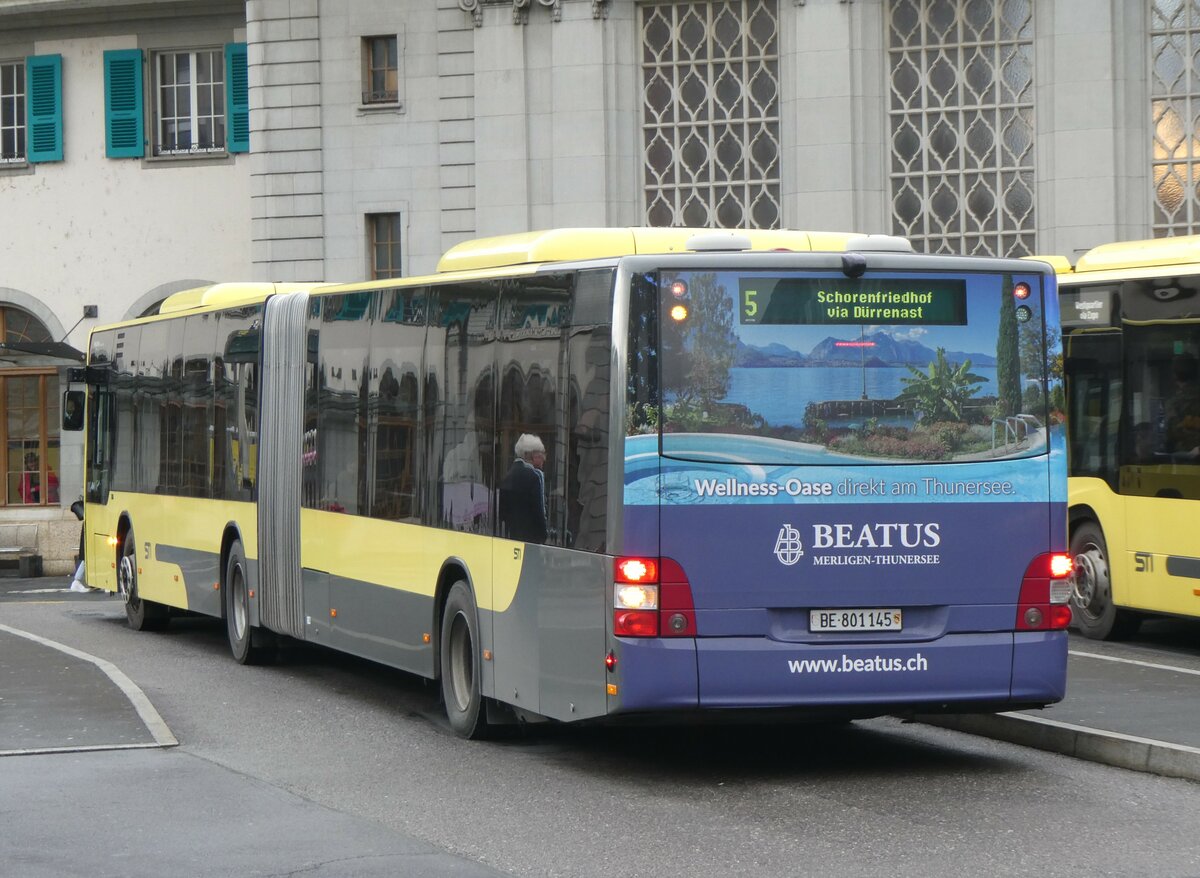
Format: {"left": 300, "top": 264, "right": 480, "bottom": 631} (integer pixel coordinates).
{"left": 609, "top": 630, "right": 1067, "bottom": 714}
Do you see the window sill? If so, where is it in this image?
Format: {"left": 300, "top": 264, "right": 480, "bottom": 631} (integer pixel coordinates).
{"left": 358, "top": 101, "right": 406, "bottom": 116}
{"left": 144, "top": 151, "right": 235, "bottom": 167}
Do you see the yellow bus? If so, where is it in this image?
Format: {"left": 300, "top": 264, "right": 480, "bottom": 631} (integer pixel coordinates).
{"left": 1058, "top": 235, "right": 1200, "bottom": 638}
{"left": 65, "top": 228, "right": 1070, "bottom": 736}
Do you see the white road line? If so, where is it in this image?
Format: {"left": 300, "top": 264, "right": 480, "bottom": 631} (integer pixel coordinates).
{"left": 1069, "top": 648, "right": 1200, "bottom": 678}
{"left": 8, "top": 588, "right": 70, "bottom": 594}
{"left": 0, "top": 623, "right": 178, "bottom": 749}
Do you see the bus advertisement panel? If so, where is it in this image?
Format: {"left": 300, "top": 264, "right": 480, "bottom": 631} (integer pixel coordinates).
{"left": 616, "top": 256, "right": 1069, "bottom": 715}
{"left": 68, "top": 231, "right": 1069, "bottom": 738}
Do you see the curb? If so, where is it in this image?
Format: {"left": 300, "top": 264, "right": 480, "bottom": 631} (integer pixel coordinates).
{"left": 923, "top": 712, "right": 1200, "bottom": 784}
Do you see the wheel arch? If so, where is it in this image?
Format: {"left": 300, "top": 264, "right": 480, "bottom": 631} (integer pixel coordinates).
{"left": 218, "top": 523, "right": 247, "bottom": 622}
{"left": 432, "top": 557, "right": 473, "bottom": 681}
{"left": 1069, "top": 503, "right": 1101, "bottom": 535}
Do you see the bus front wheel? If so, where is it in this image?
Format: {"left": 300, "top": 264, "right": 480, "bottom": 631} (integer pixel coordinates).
{"left": 119, "top": 526, "right": 168, "bottom": 632}
{"left": 439, "top": 580, "right": 491, "bottom": 739}
{"left": 1069, "top": 521, "right": 1140, "bottom": 640}
{"left": 224, "top": 539, "right": 274, "bottom": 665}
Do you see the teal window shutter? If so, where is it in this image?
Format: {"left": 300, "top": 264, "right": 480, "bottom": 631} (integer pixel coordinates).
{"left": 26, "top": 54, "right": 62, "bottom": 163}
{"left": 104, "top": 49, "right": 144, "bottom": 158}
{"left": 225, "top": 42, "right": 249, "bottom": 153}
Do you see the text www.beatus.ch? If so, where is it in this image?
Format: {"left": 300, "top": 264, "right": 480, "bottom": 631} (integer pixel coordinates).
{"left": 787, "top": 654, "right": 929, "bottom": 674}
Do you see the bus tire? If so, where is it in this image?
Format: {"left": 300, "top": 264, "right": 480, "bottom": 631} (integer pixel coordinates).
{"left": 1069, "top": 521, "right": 1140, "bottom": 640}
{"left": 225, "top": 539, "right": 274, "bottom": 665}
{"left": 120, "top": 526, "right": 169, "bottom": 632}
{"left": 440, "top": 580, "right": 491, "bottom": 739}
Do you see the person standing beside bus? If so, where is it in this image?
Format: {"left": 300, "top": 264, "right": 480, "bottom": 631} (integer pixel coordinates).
{"left": 499, "top": 433, "right": 548, "bottom": 543}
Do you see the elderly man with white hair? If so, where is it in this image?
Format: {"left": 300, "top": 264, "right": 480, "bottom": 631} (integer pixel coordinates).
{"left": 498, "top": 433, "right": 548, "bottom": 543}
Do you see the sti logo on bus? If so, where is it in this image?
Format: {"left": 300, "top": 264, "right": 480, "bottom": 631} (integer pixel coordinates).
{"left": 774, "top": 525, "right": 804, "bottom": 566}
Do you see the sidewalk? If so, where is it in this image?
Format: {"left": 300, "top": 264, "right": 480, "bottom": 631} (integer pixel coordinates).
{"left": 925, "top": 643, "right": 1200, "bottom": 783}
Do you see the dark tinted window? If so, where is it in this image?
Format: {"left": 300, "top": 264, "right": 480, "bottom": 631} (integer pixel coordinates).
{"left": 427, "top": 283, "right": 496, "bottom": 533}
{"left": 110, "top": 326, "right": 139, "bottom": 493}
{"left": 181, "top": 313, "right": 217, "bottom": 498}
{"left": 313, "top": 292, "right": 374, "bottom": 514}
{"left": 370, "top": 288, "right": 425, "bottom": 521}
{"left": 134, "top": 321, "right": 169, "bottom": 494}
{"left": 564, "top": 270, "right": 612, "bottom": 553}
{"left": 214, "top": 306, "right": 261, "bottom": 501}
{"left": 497, "top": 276, "right": 569, "bottom": 546}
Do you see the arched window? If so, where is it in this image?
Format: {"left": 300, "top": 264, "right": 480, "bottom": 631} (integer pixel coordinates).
{"left": 0, "top": 306, "right": 60, "bottom": 506}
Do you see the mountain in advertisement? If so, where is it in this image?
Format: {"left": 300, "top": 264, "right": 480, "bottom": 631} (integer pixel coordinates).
{"left": 735, "top": 331, "right": 996, "bottom": 368}
{"left": 808, "top": 331, "right": 997, "bottom": 366}
{"left": 735, "top": 339, "right": 808, "bottom": 367}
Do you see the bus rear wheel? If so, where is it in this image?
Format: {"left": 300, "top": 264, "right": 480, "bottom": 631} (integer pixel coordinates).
{"left": 119, "top": 526, "right": 168, "bottom": 632}
{"left": 440, "top": 580, "right": 491, "bottom": 739}
{"left": 1069, "top": 521, "right": 1140, "bottom": 640}
{"left": 224, "top": 539, "right": 274, "bottom": 665}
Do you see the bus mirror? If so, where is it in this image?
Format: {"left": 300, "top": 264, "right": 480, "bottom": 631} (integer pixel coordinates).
{"left": 62, "top": 390, "right": 85, "bottom": 431}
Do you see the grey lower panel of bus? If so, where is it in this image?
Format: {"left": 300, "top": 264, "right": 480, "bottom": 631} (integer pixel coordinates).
{"left": 154, "top": 544, "right": 223, "bottom": 618}
{"left": 298, "top": 545, "right": 610, "bottom": 723}
{"left": 301, "top": 568, "right": 435, "bottom": 677}
{"left": 489, "top": 545, "right": 609, "bottom": 723}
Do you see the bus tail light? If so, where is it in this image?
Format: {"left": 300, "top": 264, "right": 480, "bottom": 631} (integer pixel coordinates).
{"left": 613, "top": 556, "right": 696, "bottom": 638}
{"left": 1016, "top": 553, "right": 1074, "bottom": 631}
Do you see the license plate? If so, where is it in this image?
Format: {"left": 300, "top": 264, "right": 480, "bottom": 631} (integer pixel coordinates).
{"left": 809, "top": 608, "right": 902, "bottom": 632}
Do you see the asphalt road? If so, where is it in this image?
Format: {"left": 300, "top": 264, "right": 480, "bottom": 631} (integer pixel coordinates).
{"left": 3, "top": 585, "right": 1200, "bottom": 877}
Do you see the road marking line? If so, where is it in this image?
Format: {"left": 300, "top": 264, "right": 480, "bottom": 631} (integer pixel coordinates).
{"left": 8, "top": 588, "right": 70, "bottom": 594}
{"left": 1069, "top": 648, "right": 1200, "bottom": 678}
{"left": 0, "top": 623, "right": 178, "bottom": 749}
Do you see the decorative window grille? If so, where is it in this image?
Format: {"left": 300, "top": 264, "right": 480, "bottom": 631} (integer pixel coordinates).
{"left": 641, "top": 0, "right": 781, "bottom": 229}
{"left": 1151, "top": 1, "right": 1200, "bottom": 236}
{"left": 154, "top": 49, "right": 226, "bottom": 155}
{"left": 0, "top": 61, "right": 25, "bottom": 163}
{"left": 887, "top": 0, "right": 1036, "bottom": 256}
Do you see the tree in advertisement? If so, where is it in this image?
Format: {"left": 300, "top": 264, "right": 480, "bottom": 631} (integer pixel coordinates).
{"left": 661, "top": 272, "right": 737, "bottom": 430}
{"left": 996, "top": 273, "right": 1022, "bottom": 418}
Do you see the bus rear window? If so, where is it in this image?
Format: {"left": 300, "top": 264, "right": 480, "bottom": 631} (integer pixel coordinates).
{"left": 655, "top": 269, "right": 1054, "bottom": 465}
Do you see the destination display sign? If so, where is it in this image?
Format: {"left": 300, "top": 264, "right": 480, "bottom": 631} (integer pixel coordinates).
{"left": 1059, "top": 287, "right": 1115, "bottom": 328}
{"left": 738, "top": 278, "right": 968, "bottom": 326}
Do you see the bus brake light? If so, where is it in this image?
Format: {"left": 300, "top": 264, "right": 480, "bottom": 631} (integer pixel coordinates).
{"left": 612, "top": 556, "right": 696, "bottom": 638}
{"left": 1017, "top": 553, "right": 1072, "bottom": 631}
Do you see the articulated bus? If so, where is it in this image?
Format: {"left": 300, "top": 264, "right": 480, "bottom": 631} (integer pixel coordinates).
{"left": 65, "top": 228, "right": 1070, "bottom": 737}
{"left": 1057, "top": 235, "right": 1200, "bottom": 639}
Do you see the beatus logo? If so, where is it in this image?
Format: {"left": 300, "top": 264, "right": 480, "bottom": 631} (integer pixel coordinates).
{"left": 773, "top": 524, "right": 804, "bottom": 566}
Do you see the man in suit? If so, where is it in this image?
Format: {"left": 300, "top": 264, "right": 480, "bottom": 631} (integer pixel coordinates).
{"left": 499, "top": 433, "right": 548, "bottom": 543}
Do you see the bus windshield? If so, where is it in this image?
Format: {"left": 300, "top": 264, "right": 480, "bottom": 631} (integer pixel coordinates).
{"left": 656, "top": 268, "right": 1052, "bottom": 464}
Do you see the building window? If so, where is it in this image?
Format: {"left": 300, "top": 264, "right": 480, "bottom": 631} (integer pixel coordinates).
{"left": 1152, "top": 1, "right": 1200, "bottom": 235}
{"left": 0, "top": 307, "right": 59, "bottom": 507}
{"left": 363, "top": 36, "right": 398, "bottom": 104}
{"left": 640, "top": 1, "right": 781, "bottom": 229}
{"left": 0, "top": 61, "right": 25, "bottom": 163}
{"left": 154, "top": 49, "right": 226, "bottom": 155}
{"left": 887, "top": 0, "right": 1036, "bottom": 257}
{"left": 369, "top": 213, "right": 403, "bottom": 279}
